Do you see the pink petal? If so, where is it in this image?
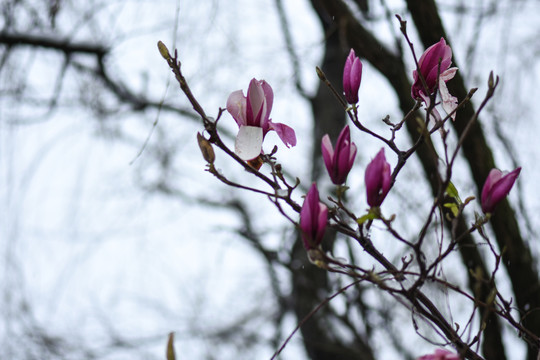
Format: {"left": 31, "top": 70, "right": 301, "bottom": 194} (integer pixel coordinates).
{"left": 413, "top": 38, "right": 453, "bottom": 99}
{"left": 440, "top": 67, "right": 458, "bottom": 82}
{"left": 246, "top": 79, "right": 266, "bottom": 126}
{"left": 321, "top": 134, "right": 334, "bottom": 170}
{"left": 365, "top": 148, "right": 392, "bottom": 207}
{"left": 481, "top": 169, "right": 502, "bottom": 203}
{"left": 300, "top": 183, "right": 327, "bottom": 249}
{"left": 260, "top": 80, "right": 274, "bottom": 118}
{"left": 481, "top": 168, "right": 521, "bottom": 213}
{"left": 382, "top": 161, "right": 392, "bottom": 193}
{"left": 316, "top": 204, "right": 328, "bottom": 244}
{"left": 489, "top": 168, "right": 521, "bottom": 204}
{"left": 343, "top": 50, "right": 354, "bottom": 94}
{"left": 349, "top": 143, "right": 357, "bottom": 166}
{"left": 336, "top": 141, "right": 351, "bottom": 174}
{"left": 226, "top": 90, "right": 247, "bottom": 127}
{"left": 269, "top": 121, "right": 297, "bottom": 148}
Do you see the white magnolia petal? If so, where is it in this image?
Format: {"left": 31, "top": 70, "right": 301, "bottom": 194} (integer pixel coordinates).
{"left": 440, "top": 67, "right": 458, "bottom": 82}
{"left": 235, "top": 126, "right": 263, "bottom": 160}
{"left": 439, "top": 79, "right": 458, "bottom": 121}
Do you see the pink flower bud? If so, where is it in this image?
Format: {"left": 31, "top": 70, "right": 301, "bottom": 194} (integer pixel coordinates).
{"left": 365, "top": 148, "right": 391, "bottom": 207}
{"left": 343, "top": 49, "right": 363, "bottom": 104}
{"left": 481, "top": 167, "right": 521, "bottom": 214}
{"left": 417, "top": 349, "right": 460, "bottom": 360}
{"left": 321, "top": 125, "right": 357, "bottom": 185}
{"left": 300, "top": 183, "right": 328, "bottom": 250}
{"left": 411, "top": 38, "right": 453, "bottom": 99}
{"left": 227, "top": 78, "right": 296, "bottom": 160}
{"left": 411, "top": 38, "right": 458, "bottom": 121}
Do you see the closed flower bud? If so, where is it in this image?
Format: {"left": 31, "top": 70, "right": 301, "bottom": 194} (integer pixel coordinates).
{"left": 300, "top": 183, "right": 328, "bottom": 250}
{"left": 365, "top": 148, "right": 392, "bottom": 207}
{"left": 157, "top": 41, "right": 171, "bottom": 60}
{"left": 321, "top": 125, "right": 357, "bottom": 185}
{"left": 197, "top": 132, "right": 215, "bottom": 164}
{"left": 481, "top": 167, "right": 521, "bottom": 214}
{"left": 343, "top": 49, "right": 363, "bottom": 104}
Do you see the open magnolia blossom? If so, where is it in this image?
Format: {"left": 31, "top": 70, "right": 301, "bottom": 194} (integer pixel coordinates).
{"left": 411, "top": 37, "right": 458, "bottom": 122}
{"left": 226, "top": 78, "right": 296, "bottom": 160}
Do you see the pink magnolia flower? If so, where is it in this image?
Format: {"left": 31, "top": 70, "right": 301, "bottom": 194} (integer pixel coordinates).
{"left": 481, "top": 167, "right": 521, "bottom": 214}
{"left": 418, "top": 349, "right": 460, "bottom": 360}
{"left": 300, "top": 183, "right": 328, "bottom": 250}
{"left": 321, "top": 125, "right": 357, "bottom": 185}
{"left": 343, "top": 49, "right": 363, "bottom": 104}
{"left": 365, "top": 148, "right": 391, "bottom": 207}
{"left": 227, "top": 78, "right": 296, "bottom": 160}
{"left": 411, "top": 38, "right": 458, "bottom": 121}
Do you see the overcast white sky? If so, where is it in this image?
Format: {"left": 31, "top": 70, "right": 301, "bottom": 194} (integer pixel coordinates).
{"left": 1, "top": 0, "right": 539, "bottom": 359}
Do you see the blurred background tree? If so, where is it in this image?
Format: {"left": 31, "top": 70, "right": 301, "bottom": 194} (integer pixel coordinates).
{"left": 1, "top": 0, "right": 539, "bottom": 359}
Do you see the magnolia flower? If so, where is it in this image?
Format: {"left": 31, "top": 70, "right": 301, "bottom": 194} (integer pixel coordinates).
{"left": 343, "top": 49, "right": 363, "bottom": 104}
{"left": 411, "top": 38, "right": 458, "bottom": 121}
{"left": 365, "top": 148, "right": 391, "bottom": 207}
{"left": 226, "top": 78, "right": 296, "bottom": 160}
{"left": 300, "top": 183, "right": 328, "bottom": 250}
{"left": 418, "top": 349, "right": 460, "bottom": 360}
{"left": 321, "top": 125, "right": 357, "bottom": 185}
{"left": 481, "top": 167, "right": 521, "bottom": 214}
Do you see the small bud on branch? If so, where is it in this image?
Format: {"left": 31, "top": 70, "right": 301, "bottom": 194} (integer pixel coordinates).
{"left": 157, "top": 40, "right": 171, "bottom": 60}
{"left": 197, "top": 132, "right": 215, "bottom": 164}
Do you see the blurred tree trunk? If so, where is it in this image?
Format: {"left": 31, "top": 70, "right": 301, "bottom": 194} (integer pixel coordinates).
{"left": 289, "top": 1, "right": 376, "bottom": 359}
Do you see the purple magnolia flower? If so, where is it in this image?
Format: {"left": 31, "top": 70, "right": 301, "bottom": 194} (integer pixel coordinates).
{"left": 227, "top": 78, "right": 296, "bottom": 160}
{"left": 481, "top": 167, "right": 521, "bottom": 214}
{"left": 365, "top": 148, "right": 392, "bottom": 207}
{"left": 321, "top": 125, "right": 357, "bottom": 185}
{"left": 300, "top": 183, "right": 328, "bottom": 250}
{"left": 417, "top": 349, "right": 460, "bottom": 360}
{"left": 343, "top": 49, "right": 363, "bottom": 104}
{"left": 411, "top": 38, "right": 458, "bottom": 121}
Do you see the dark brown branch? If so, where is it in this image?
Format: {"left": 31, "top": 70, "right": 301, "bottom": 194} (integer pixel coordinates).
{"left": 0, "top": 32, "right": 109, "bottom": 57}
